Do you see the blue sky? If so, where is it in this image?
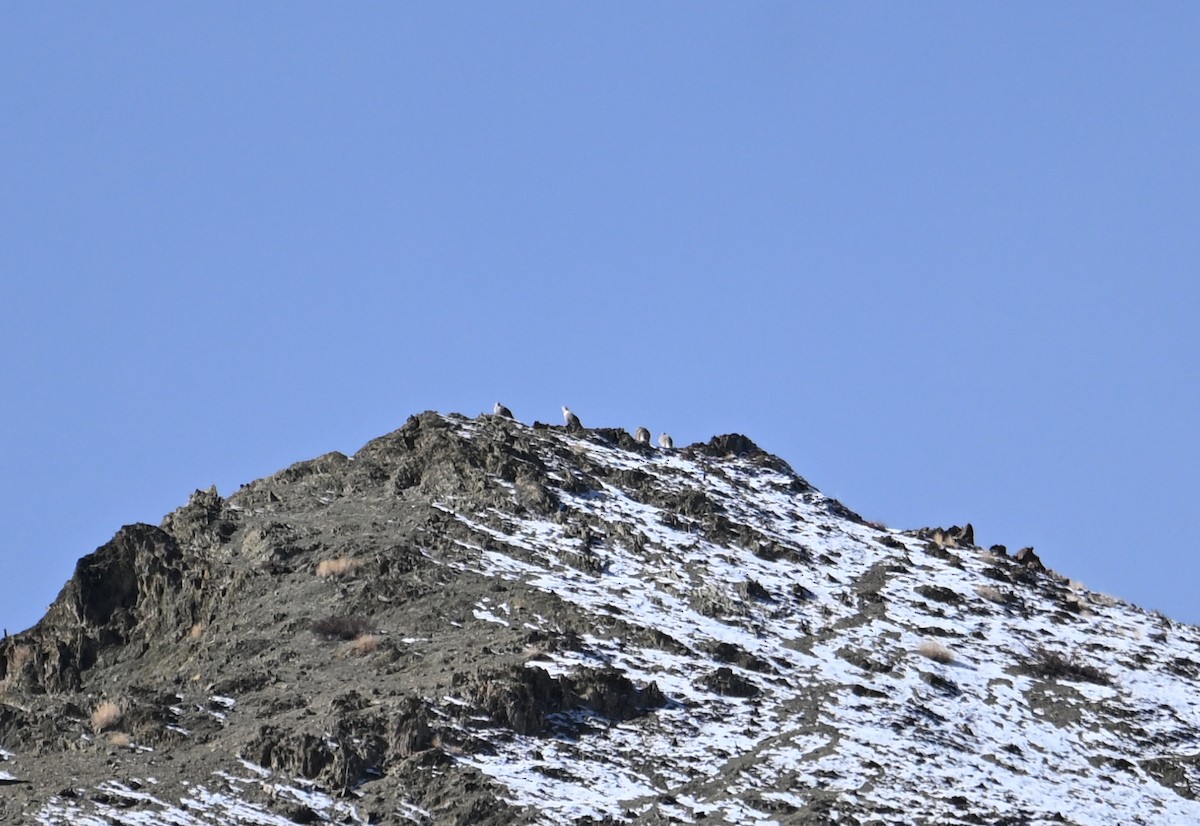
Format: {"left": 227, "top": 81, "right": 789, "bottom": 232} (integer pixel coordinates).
{"left": 2, "top": 4, "right": 1197, "bottom": 634}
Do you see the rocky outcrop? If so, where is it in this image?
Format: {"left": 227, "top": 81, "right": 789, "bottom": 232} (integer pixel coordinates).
{"left": 698, "top": 666, "right": 760, "bottom": 697}
{"left": 3, "top": 409, "right": 1196, "bottom": 826}
{"left": 690, "top": 433, "right": 804, "bottom": 480}
{"left": 1015, "top": 546, "right": 1044, "bottom": 570}
{"left": 243, "top": 695, "right": 442, "bottom": 790}
{"left": 465, "top": 665, "right": 666, "bottom": 737}
{"left": 914, "top": 523, "right": 976, "bottom": 548}
{"left": 2, "top": 522, "right": 214, "bottom": 693}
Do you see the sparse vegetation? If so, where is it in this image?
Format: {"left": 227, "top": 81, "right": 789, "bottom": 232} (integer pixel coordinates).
{"left": 91, "top": 700, "right": 123, "bottom": 733}
{"left": 317, "top": 557, "right": 362, "bottom": 578}
{"left": 917, "top": 640, "right": 956, "bottom": 664}
{"left": 347, "top": 633, "right": 382, "bottom": 656}
{"left": 106, "top": 731, "right": 132, "bottom": 748}
{"left": 188, "top": 623, "right": 205, "bottom": 639}
{"left": 312, "top": 615, "right": 373, "bottom": 641}
{"left": 1024, "top": 647, "right": 1112, "bottom": 685}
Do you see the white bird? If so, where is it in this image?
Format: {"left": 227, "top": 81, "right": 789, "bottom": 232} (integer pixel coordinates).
{"left": 562, "top": 406, "right": 582, "bottom": 430}
{"left": 634, "top": 426, "right": 651, "bottom": 444}
{"left": 658, "top": 433, "right": 674, "bottom": 449}
{"left": 494, "top": 402, "right": 515, "bottom": 419}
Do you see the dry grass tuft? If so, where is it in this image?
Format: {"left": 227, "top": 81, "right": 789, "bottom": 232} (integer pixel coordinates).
{"left": 91, "top": 700, "right": 124, "bottom": 733}
{"left": 317, "top": 557, "right": 362, "bottom": 579}
{"left": 917, "top": 640, "right": 956, "bottom": 664}
{"left": 188, "top": 623, "right": 205, "bottom": 640}
{"left": 107, "top": 731, "right": 132, "bottom": 748}
{"left": 346, "top": 634, "right": 383, "bottom": 657}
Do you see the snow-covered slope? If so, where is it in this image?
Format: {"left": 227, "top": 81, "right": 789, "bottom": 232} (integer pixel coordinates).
{"left": 432, "top": 417, "right": 1200, "bottom": 824}
{"left": 3, "top": 412, "right": 1198, "bottom": 824}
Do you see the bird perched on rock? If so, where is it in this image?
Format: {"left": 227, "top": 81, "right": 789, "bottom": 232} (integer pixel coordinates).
{"left": 634, "top": 426, "right": 651, "bottom": 444}
{"left": 562, "top": 406, "right": 582, "bottom": 430}
{"left": 494, "top": 402, "right": 515, "bottom": 419}
{"left": 658, "top": 433, "right": 674, "bottom": 449}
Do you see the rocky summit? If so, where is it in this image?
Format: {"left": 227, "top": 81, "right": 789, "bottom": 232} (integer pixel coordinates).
{"left": 2, "top": 411, "right": 1199, "bottom": 825}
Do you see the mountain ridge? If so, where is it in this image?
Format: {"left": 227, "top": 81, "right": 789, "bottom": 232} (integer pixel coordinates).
{"left": 2, "top": 410, "right": 1198, "bottom": 824}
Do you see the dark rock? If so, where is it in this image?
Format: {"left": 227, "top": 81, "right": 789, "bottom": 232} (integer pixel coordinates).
{"left": 162, "top": 486, "right": 238, "bottom": 551}
{"left": 922, "top": 542, "right": 963, "bottom": 567}
{"left": 591, "top": 428, "right": 644, "bottom": 451}
{"left": 707, "top": 641, "right": 775, "bottom": 673}
{"left": 690, "top": 433, "right": 802, "bottom": 478}
{"left": 791, "top": 583, "right": 817, "bottom": 601}
{"left": 245, "top": 726, "right": 335, "bottom": 780}
{"left": 916, "top": 585, "right": 963, "bottom": 605}
{"left": 1015, "top": 547, "right": 1044, "bottom": 570}
{"left": 697, "top": 666, "right": 760, "bottom": 697}
{"left": 695, "top": 433, "right": 762, "bottom": 459}
{"left": 241, "top": 522, "right": 301, "bottom": 565}
{"left": 661, "top": 489, "right": 721, "bottom": 519}
{"left": 1019, "top": 647, "right": 1111, "bottom": 685}
{"left": 735, "top": 579, "right": 774, "bottom": 603}
{"left": 311, "top": 616, "right": 374, "bottom": 641}
{"left": 921, "top": 672, "right": 962, "bottom": 696}
{"left": 513, "top": 474, "right": 560, "bottom": 516}
{"left": 915, "top": 524, "right": 975, "bottom": 549}
{"left": 466, "top": 666, "right": 665, "bottom": 736}
{"left": 851, "top": 684, "right": 888, "bottom": 699}
{"left": 1142, "top": 753, "right": 1200, "bottom": 800}
{"left": 837, "top": 646, "right": 894, "bottom": 674}
{"left": 284, "top": 804, "right": 321, "bottom": 824}
{"left": 1, "top": 523, "right": 215, "bottom": 693}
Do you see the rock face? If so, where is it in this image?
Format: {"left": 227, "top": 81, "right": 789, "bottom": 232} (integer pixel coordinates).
{"left": 6, "top": 522, "right": 213, "bottom": 694}
{"left": 2, "top": 410, "right": 1200, "bottom": 824}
